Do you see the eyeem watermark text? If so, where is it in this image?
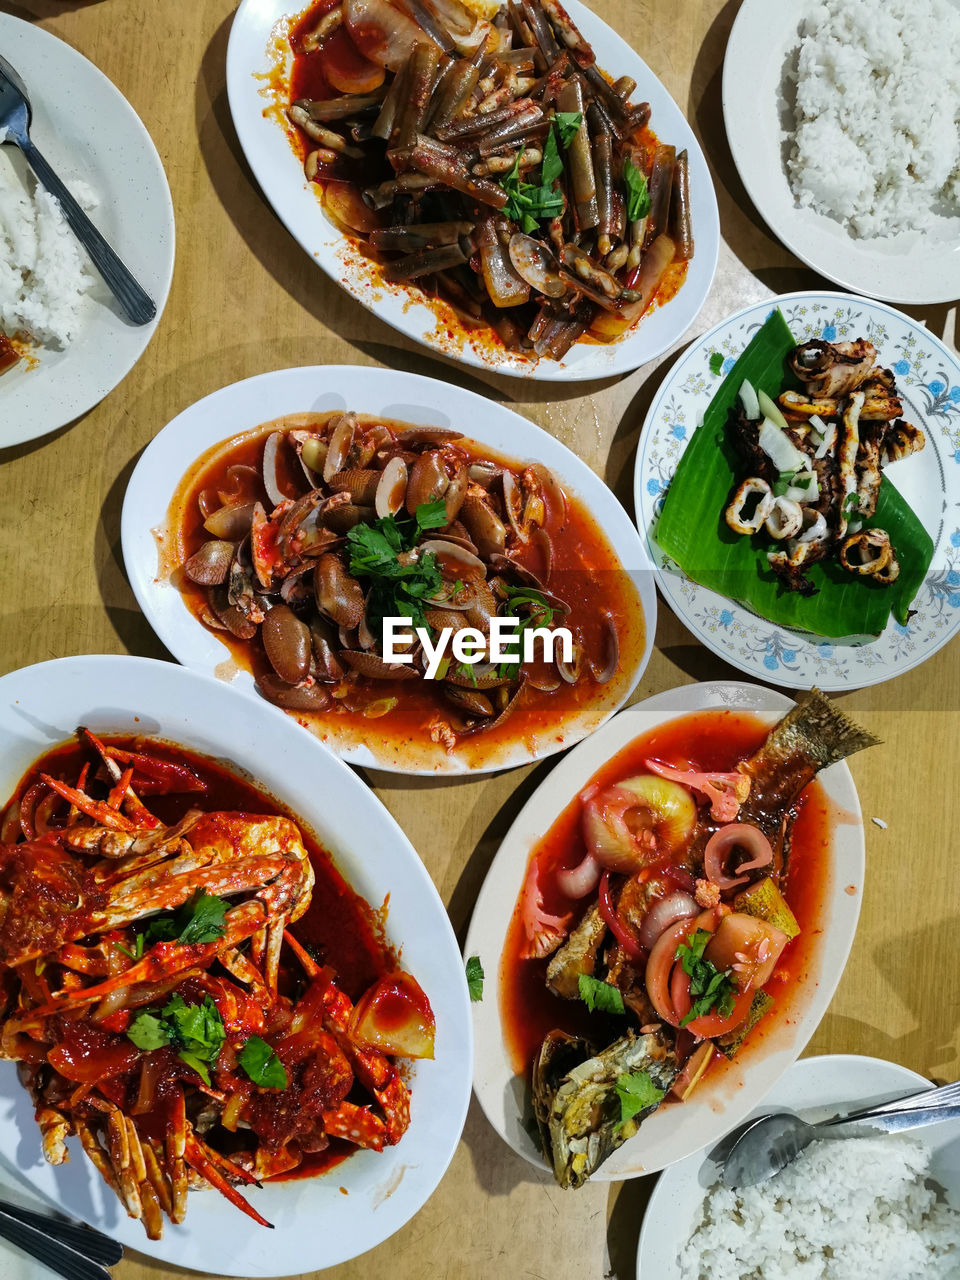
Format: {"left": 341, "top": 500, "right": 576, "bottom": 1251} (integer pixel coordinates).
{"left": 382, "top": 616, "right": 574, "bottom": 679}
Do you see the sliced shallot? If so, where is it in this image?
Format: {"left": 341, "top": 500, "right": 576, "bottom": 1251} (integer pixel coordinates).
{"left": 703, "top": 823, "right": 773, "bottom": 891}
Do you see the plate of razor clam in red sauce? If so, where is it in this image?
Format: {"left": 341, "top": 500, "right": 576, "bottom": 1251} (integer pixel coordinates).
{"left": 225, "top": 0, "right": 719, "bottom": 378}
{"left": 465, "top": 681, "right": 872, "bottom": 1183}
{"left": 121, "top": 365, "right": 657, "bottom": 773}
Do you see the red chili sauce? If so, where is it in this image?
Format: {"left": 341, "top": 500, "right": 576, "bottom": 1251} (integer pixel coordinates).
{"left": 499, "top": 709, "right": 834, "bottom": 1087}
{"left": 267, "top": 0, "right": 690, "bottom": 361}
{"left": 165, "top": 416, "right": 646, "bottom": 770}
{"left": 9, "top": 736, "right": 396, "bottom": 1180}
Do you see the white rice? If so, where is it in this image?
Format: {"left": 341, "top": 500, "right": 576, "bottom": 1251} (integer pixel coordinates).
{"left": 679, "top": 1136, "right": 960, "bottom": 1280}
{"left": 0, "top": 127, "right": 98, "bottom": 348}
{"left": 787, "top": 0, "right": 960, "bottom": 238}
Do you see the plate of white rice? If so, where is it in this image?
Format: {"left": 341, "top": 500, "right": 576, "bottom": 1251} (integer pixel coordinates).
{"left": 0, "top": 15, "right": 174, "bottom": 448}
{"left": 637, "top": 1054, "right": 960, "bottom": 1279}
{"left": 722, "top": 0, "right": 960, "bottom": 304}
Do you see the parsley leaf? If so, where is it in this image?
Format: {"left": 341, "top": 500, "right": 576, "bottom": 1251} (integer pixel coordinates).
{"left": 554, "top": 111, "right": 582, "bottom": 149}
{"left": 137, "top": 891, "right": 228, "bottom": 951}
{"left": 239, "top": 1035, "right": 288, "bottom": 1090}
{"left": 500, "top": 135, "right": 565, "bottom": 232}
{"left": 578, "top": 973, "right": 625, "bottom": 1015}
{"left": 414, "top": 499, "right": 448, "bottom": 535}
{"left": 674, "top": 929, "right": 738, "bottom": 1028}
{"left": 615, "top": 1071, "right": 665, "bottom": 1129}
{"left": 347, "top": 504, "right": 446, "bottom": 631}
{"left": 495, "top": 586, "right": 557, "bottom": 678}
{"left": 623, "top": 157, "right": 651, "bottom": 223}
{"left": 540, "top": 125, "right": 564, "bottom": 189}
{"left": 709, "top": 351, "right": 724, "bottom": 376}
{"left": 127, "top": 994, "right": 226, "bottom": 1084}
{"left": 127, "top": 1011, "right": 170, "bottom": 1051}
{"left": 465, "top": 955, "right": 484, "bottom": 1002}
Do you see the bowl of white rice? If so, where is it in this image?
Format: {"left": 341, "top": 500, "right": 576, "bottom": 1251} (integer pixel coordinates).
{"left": 637, "top": 1054, "right": 960, "bottom": 1280}
{"left": 721, "top": 0, "right": 960, "bottom": 304}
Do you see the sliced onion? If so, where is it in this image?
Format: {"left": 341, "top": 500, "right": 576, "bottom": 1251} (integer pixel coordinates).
{"left": 555, "top": 852, "right": 602, "bottom": 899}
{"left": 758, "top": 418, "right": 807, "bottom": 474}
{"left": 738, "top": 379, "right": 760, "bottom": 421}
{"left": 704, "top": 823, "right": 773, "bottom": 891}
{"left": 344, "top": 0, "right": 429, "bottom": 70}
{"left": 644, "top": 916, "right": 695, "bottom": 1026}
{"left": 637, "top": 890, "right": 699, "bottom": 951}
{"left": 598, "top": 871, "right": 644, "bottom": 962}
{"left": 757, "top": 389, "right": 790, "bottom": 432}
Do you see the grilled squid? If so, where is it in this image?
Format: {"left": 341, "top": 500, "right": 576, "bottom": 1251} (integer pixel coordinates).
{"left": 789, "top": 339, "right": 877, "bottom": 397}
{"left": 764, "top": 497, "right": 803, "bottom": 541}
{"left": 725, "top": 478, "right": 774, "bottom": 535}
{"left": 839, "top": 528, "right": 895, "bottom": 578}
{"left": 883, "top": 420, "right": 926, "bottom": 464}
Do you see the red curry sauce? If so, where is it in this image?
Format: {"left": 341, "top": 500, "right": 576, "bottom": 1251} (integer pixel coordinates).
{"left": 500, "top": 709, "right": 834, "bottom": 1083}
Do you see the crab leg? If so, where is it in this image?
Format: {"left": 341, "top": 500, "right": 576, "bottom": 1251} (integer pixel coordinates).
{"left": 184, "top": 1132, "right": 272, "bottom": 1228}
{"left": 166, "top": 1086, "right": 188, "bottom": 1225}
{"left": 39, "top": 776, "right": 137, "bottom": 832}
{"left": 321, "top": 1100, "right": 387, "bottom": 1151}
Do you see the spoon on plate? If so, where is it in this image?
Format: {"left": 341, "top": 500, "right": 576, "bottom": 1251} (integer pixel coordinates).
{"left": 723, "top": 1079, "right": 960, "bottom": 1188}
{"left": 0, "top": 52, "right": 156, "bottom": 325}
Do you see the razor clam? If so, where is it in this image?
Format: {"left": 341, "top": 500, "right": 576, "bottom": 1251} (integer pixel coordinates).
{"left": 535, "top": 1031, "right": 677, "bottom": 1189}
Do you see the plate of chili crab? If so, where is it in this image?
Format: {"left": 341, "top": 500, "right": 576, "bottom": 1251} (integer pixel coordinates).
{"left": 225, "top": 0, "right": 718, "bottom": 379}
{"left": 0, "top": 655, "right": 472, "bottom": 1275}
{"left": 465, "top": 680, "right": 874, "bottom": 1184}
{"left": 121, "top": 364, "right": 656, "bottom": 774}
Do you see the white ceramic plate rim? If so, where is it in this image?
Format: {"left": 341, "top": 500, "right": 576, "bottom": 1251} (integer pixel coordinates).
{"left": 464, "top": 680, "right": 865, "bottom": 1181}
{"left": 637, "top": 1052, "right": 960, "bottom": 1280}
{"left": 722, "top": 0, "right": 960, "bottom": 304}
{"left": 634, "top": 289, "right": 960, "bottom": 692}
{"left": 224, "top": 0, "right": 718, "bottom": 381}
{"left": 0, "top": 655, "right": 473, "bottom": 1276}
{"left": 120, "top": 363, "right": 657, "bottom": 774}
{"left": 0, "top": 15, "right": 175, "bottom": 447}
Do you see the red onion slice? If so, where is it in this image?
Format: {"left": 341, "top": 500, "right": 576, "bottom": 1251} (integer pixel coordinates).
{"left": 637, "top": 890, "right": 699, "bottom": 951}
{"left": 703, "top": 823, "right": 773, "bottom": 891}
{"left": 555, "top": 852, "right": 602, "bottom": 899}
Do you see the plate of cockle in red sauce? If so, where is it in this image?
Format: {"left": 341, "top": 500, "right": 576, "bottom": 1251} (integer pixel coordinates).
{"left": 464, "top": 680, "right": 874, "bottom": 1184}
{"left": 0, "top": 655, "right": 472, "bottom": 1276}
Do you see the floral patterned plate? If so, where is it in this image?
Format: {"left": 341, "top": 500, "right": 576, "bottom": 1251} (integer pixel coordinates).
{"left": 635, "top": 291, "right": 960, "bottom": 691}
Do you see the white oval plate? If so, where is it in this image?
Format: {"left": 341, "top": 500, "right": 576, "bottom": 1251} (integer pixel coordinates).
{"left": 638, "top": 1053, "right": 960, "bottom": 1279}
{"left": 0, "top": 656, "right": 472, "bottom": 1277}
{"left": 225, "top": 0, "right": 718, "bottom": 381}
{"left": 0, "top": 15, "right": 174, "bottom": 448}
{"left": 722, "top": 0, "right": 960, "bottom": 304}
{"left": 636, "top": 291, "right": 960, "bottom": 692}
{"left": 121, "top": 363, "right": 657, "bottom": 774}
{"left": 464, "top": 681, "right": 865, "bottom": 1181}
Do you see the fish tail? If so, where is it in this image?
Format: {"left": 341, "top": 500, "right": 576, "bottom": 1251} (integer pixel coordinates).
{"left": 762, "top": 688, "right": 880, "bottom": 769}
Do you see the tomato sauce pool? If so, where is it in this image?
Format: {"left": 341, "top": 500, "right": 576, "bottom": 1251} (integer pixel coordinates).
{"left": 11, "top": 736, "right": 398, "bottom": 1180}
{"left": 499, "top": 709, "right": 835, "bottom": 1083}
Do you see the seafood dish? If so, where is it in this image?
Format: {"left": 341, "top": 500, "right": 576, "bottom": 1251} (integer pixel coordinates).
{"left": 275, "top": 0, "right": 693, "bottom": 360}
{"left": 653, "top": 308, "right": 934, "bottom": 641}
{"left": 499, "top": 690, "right": 876, "bottom": 1188}
{"left": 0, "top": 727, "right": 435, "bottom": 1238}
{"left": 163, "top": 408, "right": 644, "bottom": 765}
{"left": 724, "top": 336, "right": 924, "bottom": 597}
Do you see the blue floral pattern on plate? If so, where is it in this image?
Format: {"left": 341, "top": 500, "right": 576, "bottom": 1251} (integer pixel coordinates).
{"left": 634, "top": 292, "right": 960, "bottom": 691}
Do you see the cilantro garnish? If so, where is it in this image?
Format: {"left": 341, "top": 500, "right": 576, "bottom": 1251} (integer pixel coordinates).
{"left": 495, "top": 585, "right": 557, "bottom": 678}
{"left": 239, "top": 1035, "right": 288, "bottom": 1090}
{"left": 465, "top": 955, "right": 484, "bottom": 1002}
{"left": 554, "top": 111, "right": 582, "bottom": 149}
{"left": 127, "top": 994, "right": 226, "bottom": 1085}
{"left": 842, "top": 492, "right": 861, "bottom": 515}
{"left": 121, "top": 892, "right": 228, "bottom": 960}
{"left": 578, "top": 973, "right": 625, "bottom": 1015}
{"left": 347, "top": 502, "right": 449, "bottom": 631}
{"left": 674, "top": 929, "right": 737, "bottom": 1028}
{"left": 623, "top": 157, "right": 651, "bottom": 223}
{"left": 709, "top": 351, "right": 724, "bottom": 376}
{"left": 499, "top": 125, "right": 567, "bottom": 232}
{"left": 615, "top": 1071, "right": 664, "bottom": 1129}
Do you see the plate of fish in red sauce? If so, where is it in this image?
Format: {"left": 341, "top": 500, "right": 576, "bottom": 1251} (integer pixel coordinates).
{"left": 0, "top": 655, "right": 472, "bottom": 1275}
{"left": 121, "top": 364, "right": 656, "bottom": 774}
{"left": 464, "top": 680, "right": 875, "bottom": 1183}
{"left": 224, "top": 0, "right": 719, "bottom": 379}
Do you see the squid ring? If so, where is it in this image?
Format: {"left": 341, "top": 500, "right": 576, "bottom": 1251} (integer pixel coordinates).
{"left": 725, "top": 478, "right": 774, "bottom": 535}
{"left": 839, "top": 529, "right": 893, "bottom": 577}
{"left": 764, "top": 497, "right": 803, "bottom": 541}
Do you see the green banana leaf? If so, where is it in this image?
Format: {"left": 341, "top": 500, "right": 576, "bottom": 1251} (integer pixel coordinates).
{"left": 654, "top": 310, "right": 932, "bottom": 638}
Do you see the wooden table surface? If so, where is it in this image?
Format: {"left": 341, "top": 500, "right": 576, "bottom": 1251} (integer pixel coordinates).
{"left": 1, "top": 0, "right": 958, "bottom": 1276}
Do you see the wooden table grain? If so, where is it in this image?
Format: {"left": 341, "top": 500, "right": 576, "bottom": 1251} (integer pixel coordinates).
{"left": 1, "top": 0, "right": 958, "bottom": 1277}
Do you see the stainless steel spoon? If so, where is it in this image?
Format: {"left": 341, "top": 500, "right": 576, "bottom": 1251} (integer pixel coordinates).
{"left": 0, "top": 52, "right": 156, "bottom": 325}
{"left": 723, "top": 1079, "right": 960, "bottom": 1188}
